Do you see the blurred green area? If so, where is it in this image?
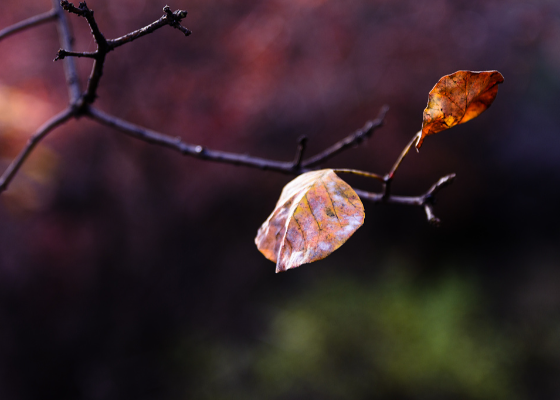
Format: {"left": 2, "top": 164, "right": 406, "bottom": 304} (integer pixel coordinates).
{"left": 173, "top": 264, "right": 528, "bottom": 400}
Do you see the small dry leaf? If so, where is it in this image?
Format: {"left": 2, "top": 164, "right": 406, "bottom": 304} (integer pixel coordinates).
{"left": 417, "top": 70, "right": 504, "bottom": 149}
{"left": 255, "top": 169, "right": 365, "bottom": 273}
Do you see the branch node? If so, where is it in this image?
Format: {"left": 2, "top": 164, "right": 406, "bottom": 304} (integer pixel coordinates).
{"left": 381, "top": 174, "right": 392, "bottom": 200}
{"left": 292, "top": 135, "right": 308, "bottom": 170}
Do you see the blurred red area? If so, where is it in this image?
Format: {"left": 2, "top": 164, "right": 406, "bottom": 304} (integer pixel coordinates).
{"left": 1, "top": 0, "right": 560, "bottom": 399}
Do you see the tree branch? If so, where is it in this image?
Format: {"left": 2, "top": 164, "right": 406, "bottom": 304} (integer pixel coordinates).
{"left": 354, "top": 173, "right": 456, "bottom": 224}
{"left": 0, "top": 3, "right": 458, "bottom": 227}
{"left": 87, "top": 107, "right": 300, "bottom": 173}
{"left": 57, "top": 2, "right": 191, "bottom": 108}
{"left": 52, "top": 0, "right": 82, "bottom": 105}
{"left": 85, "top": 105, "right": 455, "bottom": 223}
{"left": 60, "top": 0, "right": 105, "bottom": 45}
{"left": 86, "top": 106, "right": 395, "bottom": 176}
{"left": 108, "top": 6, "right": 191, "bottom": 50}
{"left": 60, "top": 1, "right": 108, "bottom": 105}
{"left": 0, "top": 9, "right": 57, "bottom": 42}
{"left": 291, "top": 136, "right": 308, "bottom": 169}
{"left": 55, "top": 49, "right": 97, "bottom": 61}
{"left": 0, "top": 108, "right": 74, "bottom": 193}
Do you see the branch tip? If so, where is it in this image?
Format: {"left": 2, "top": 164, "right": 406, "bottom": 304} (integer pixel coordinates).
{"left": 54, "top": 49, "right": 65, "bottom": 61}
{"left": 292, "top": 136, "right": 308, "bottom": 169}
{"left": 424, "top": 204, "right": 441, "bottom": 226}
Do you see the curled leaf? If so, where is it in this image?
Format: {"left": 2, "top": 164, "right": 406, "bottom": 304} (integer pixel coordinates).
{"left": 255, "top": 169, "right": 365, "bottom": 273}
{"left": 417, "top": 70, "right": 504, "bottom": 149}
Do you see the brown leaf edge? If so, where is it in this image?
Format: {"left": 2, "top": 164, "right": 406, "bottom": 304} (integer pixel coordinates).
{"left": 416, "top": 70, "right": 504, "bottom": 149}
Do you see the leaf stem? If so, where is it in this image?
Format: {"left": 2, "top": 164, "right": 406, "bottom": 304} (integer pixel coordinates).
{"left": 333, "top": 169, "right": 385, "bottom": 182}
{"left": 386, "top": 130, "right": 422, "bottom": 180}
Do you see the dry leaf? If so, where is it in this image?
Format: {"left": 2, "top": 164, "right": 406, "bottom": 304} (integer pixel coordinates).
{"left": 417, "top": 70, "right": 504, "bottom": 149}
{"left": 255, "top": 169, "right": 365, "bottom": 272}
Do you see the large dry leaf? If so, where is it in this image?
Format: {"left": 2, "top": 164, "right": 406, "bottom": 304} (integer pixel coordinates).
{"left": 255, "top": 169, "right": 365, "bottom": 273}
{"left": 417, "top": 70, "right": 504, "bottom": 149}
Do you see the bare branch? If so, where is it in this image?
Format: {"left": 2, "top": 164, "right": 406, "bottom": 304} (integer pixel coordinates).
{"left": 60, "top": 0, "right": 105, "bottom": 45}
{"left": 291, "top": 136, "right": 308, "bottom": 169}
{"left": 424, "top": 204, "right": 440, "bottom": 226}
{"left": 0, "top": 3, "right": 458, "bottom": 227}
{"left": 59, "top": 1, "right": 108, "bottom": 105}
{"left": 301, "top": 105, "right": 388, "bottom": 168}
{"left": 108, "top": 7, "right": 191, "bottom": 50}
{"left": 426, "top": 173, "right": 456, "bottom": 197}
{"left": 52, "top": 0, "right": 82, "bottom": 104}
{"left": 163, "top": 6, "right": 192, "bottom": 36}
{"left": 353, "top": 173, "right": 456, "bottom": 223}
{"left": 0, "top": 9, "right": 57, "bottom": 42}
{"left": 0, "top": 108, "right": 74, "bottom": 193}
{"left": 58, "top": 2, "right": 191, "bottom": 107}
{"left": 86, "top": 107, "right": 296, "bottom": 173}
{"left": 55, "top": 49, "right": 97, "bottom": 61}
{"left": 334, "top": 168, "right": 384, "bottom": 183}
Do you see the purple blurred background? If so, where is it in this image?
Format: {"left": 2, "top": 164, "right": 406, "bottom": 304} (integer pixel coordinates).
{"left": 1, "top": 0, "right": 560, "bottom": 399}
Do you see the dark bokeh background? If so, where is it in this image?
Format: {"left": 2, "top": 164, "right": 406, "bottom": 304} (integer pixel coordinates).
{"left": 1, "top": 0, "right": 560, "bottom": 399}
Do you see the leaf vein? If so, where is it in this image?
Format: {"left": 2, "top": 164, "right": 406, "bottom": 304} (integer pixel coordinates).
{"left": 304, "top": 192, "right": 322, "bottom": 231}
{"left": 321, "top": 178, "right": 342, "bottom": 227}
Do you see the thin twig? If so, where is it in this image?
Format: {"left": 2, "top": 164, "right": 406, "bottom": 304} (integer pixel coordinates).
{"left": 0, "top": 9, "right": 57, "bottom": 41}
{"left": 0, "top": 108, "right": 74, "bottom": 193}
{"left": 0, "top": 3, "right": 457, "bottom": 227}
{"left": 163, "top": 6, "right": 191, "bottom": 36}
{"left": 60, "top": 0, "right": 106, "bottom": 45}
{"left": 86, "top": 107, "right": 395, "bottom": 174}
{"left": 86, "top": 106, "right": 455, "bottom": 223}
{"left": 82, "top": 54, "right": 106, "bottom": 104}
{"left": 292, "top": 136, "right": 308, "bottom": 169}
{"left": 334, "top": 168, "right": 384, "bottom": 182}
{"left": 58, "top": 2, "right": 191, "bottom": 107}
{"left": 52, "top": 0, "right": 82, "bottom": 105}
{"left": 86, "top": 107, "right": 297, "bottom": 173}
{"left": 353, "top": 190, "right": 421, "bottom": 205}
{"left": 55, "top": 49, "right": 97, "bottom": 61}
{"left": 353, "top": 173, "right": 456, "bottom": 223}
{"left": 302, "top": 105, "right": 388, "bottom": 168}
{"left": 108, "top": 7, "right": 190, "bottom": 49}
{"left": 426, "top": 173, "right": 456, "bottom": 197}
{"left": 60, "top": 1, "right": 108, "bottom": 105}
{"left": 424, "top": 204, "right": 439, "bottom": 225}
